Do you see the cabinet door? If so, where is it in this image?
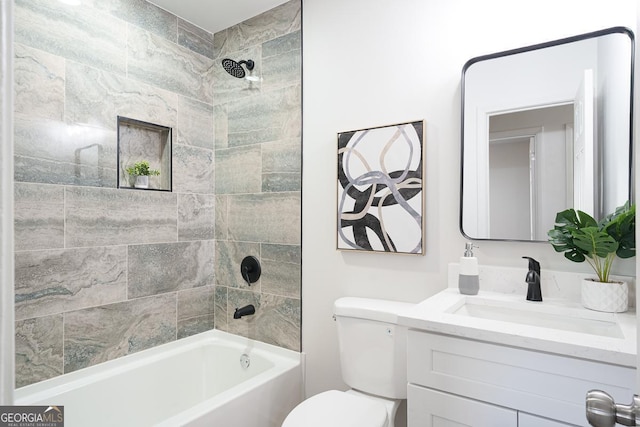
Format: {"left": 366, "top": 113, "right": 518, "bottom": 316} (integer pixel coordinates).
{"left": 518, "top": 413, "right": 578, "bottom": 427}
{"left": 408, "top": 384, "right": 517, "bottom": 427}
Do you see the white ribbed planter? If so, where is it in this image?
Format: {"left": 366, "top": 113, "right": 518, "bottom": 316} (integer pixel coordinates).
{"left": 581, "top": 278, "right": 628, "bottom": 313}
{"left": 134, "top": 175, "right": 149, "bottom": 189}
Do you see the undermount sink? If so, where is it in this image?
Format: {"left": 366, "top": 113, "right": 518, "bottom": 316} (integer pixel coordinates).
{"left": 449, "top": 297, "right": 624, "bottom": 338}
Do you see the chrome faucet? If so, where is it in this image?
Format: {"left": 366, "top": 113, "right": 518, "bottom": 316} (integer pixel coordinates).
{"left": 522, "top": 256, "right": 542, "bottom": 302}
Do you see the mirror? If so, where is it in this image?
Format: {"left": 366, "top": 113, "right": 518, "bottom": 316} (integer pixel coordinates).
{"left": 461, "top": 27, "right": 634, "bottom": 241}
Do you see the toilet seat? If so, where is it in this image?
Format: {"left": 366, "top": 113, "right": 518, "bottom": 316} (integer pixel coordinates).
{"left": 282, "top": 390, "right": 388, "bottom": 427}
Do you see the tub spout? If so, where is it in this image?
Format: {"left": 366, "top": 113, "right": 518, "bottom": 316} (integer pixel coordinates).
{"left": 233, "top": 304, "right": 256, "bottom": 319}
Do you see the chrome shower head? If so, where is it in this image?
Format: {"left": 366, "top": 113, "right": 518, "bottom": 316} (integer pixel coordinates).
{"left": 221, "top": 58, "right": 255, "bottom": 78}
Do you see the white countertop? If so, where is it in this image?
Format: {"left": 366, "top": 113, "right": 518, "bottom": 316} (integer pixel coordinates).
{"left": 398, "top": 288, "right": 637, "bottom": 368}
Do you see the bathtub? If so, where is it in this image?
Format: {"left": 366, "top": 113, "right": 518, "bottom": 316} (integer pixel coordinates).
{"left": 14, "top": 330, "right": 303, "bottom": 427}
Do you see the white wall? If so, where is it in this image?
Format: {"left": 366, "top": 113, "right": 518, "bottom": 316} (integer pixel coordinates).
{"left": 302, "top": 0, "right": 636, "bottom": 398}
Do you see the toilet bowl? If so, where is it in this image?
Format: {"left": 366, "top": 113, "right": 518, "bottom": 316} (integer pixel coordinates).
{"left": 282, "top": 297, "right": 413, "bottom": 427}
{"left": 282, "top": 390, "right": 400, "bottom": 427}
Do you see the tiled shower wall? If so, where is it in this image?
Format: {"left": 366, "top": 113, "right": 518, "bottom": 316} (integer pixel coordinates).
{"left": 212, "top": 3, "right": 302, "bottom": 351}
{"left": 13, "top": 0, "right": 301, "bottom": 388}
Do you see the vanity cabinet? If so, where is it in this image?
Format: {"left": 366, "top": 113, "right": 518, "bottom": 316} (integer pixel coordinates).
{"left": 407, "top": 330, "right": 635, "bottom": 427}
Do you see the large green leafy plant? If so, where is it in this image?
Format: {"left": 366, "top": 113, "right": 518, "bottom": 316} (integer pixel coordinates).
{"left": 547, "top": 202, "right": 635, "bottom": 283}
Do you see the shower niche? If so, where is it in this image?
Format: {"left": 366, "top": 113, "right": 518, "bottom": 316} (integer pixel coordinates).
{"left": 117, "top": 116, "right": 172, "bottom": 191}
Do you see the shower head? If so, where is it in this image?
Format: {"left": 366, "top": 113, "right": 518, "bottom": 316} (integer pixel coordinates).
{"left": 221, "top": 58, "right": 255, "bottom": 79}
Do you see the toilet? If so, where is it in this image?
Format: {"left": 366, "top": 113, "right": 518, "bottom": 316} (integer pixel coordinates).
{"left": 282, "top": 297, "right": 414, "bottom": 427}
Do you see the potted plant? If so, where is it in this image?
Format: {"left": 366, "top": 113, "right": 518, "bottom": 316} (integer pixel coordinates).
{"left": 547, "top": 201, "right": 635, "bottom": 312}
{"left": 126, "top": 160, "right": 160, "bottom": 189}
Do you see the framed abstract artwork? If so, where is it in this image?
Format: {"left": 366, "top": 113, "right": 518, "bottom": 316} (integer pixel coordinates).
{"left": 337, "top": 120, "right": 425, "bottom": 254}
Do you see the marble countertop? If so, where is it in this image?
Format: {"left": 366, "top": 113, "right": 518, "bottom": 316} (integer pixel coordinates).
{"left": 398, "top": 288, "right": 637, "bottom": 368}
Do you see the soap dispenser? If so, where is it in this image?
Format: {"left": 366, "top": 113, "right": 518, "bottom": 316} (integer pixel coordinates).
{"left": 458, "top": 242, "right": 479, "bottom": 295}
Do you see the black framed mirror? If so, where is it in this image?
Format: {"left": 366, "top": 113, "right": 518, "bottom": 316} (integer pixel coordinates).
{"left": 460, "top": 27, "right": 634, "bottom": 241}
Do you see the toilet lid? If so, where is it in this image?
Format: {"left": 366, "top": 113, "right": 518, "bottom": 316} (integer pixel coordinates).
{"left": 282, "top": 390, "right": 388, "bottom": 427}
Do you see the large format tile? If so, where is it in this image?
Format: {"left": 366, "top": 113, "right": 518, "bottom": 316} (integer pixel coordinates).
{"left": 65, "top": 186, "right": 177, "bottom": 247}
{"left": 127, "top": 26, "right": 214, "bottom": 104}
{"left": 128, "top": 241, "right": 214, "bottom": 299}
{"left": 262, "top": 31, "right": 301, "bottom": 91}
{"left": 14, "top": 115, "right": 117, "bottom": 187}
{"left": 14, "top": 43, "right": 65, "bottom": 121}
{"left": 178, "top": 194, "right": 215, "bottom": 241}
{"left": 14, "top": 183, "right": 64, "bottom": 251}
{"left": 66, "top": 61, "right": 177, "bottom": 131}
{"left": 177, "top": 286, "right": 215, "bottom": 338}
{"left": 88, "top": 0, "right": 178, "bottom": 43}
{"left": 15, "top": 315, "right": 64, "bottom": 388}
{"left": 177, "top": 96, "right": 214, "bottom": 149}
{"left": 172, "top": 145, "right": 214, "bottom": 194}
{"left": 15, "top": 0, "right": 126, "bottom": 75}
{"left": 215, "top": 240, "right": 260, "bottom": 289}
{"left": 213, "top": 0, "right": 301, "bottom": 59}
{"left": 214, "top": 285, "right": 228, "bottom": 332}
{"left": 15, "top": 246, "right": 127, "bottom": 321}
{"left": 228, "top": 193, "right": 301, "bottom": 244}
{"left": 215, "top": 145, "right": 261, "bottom": 195}
{"left": 178, "top": 18, "right": 214, "bottom": 59}
{"left": 214, "top": 195, "right": 229, "bottom": 240}
{"left": 64, "top": 294, "right": 176, "bottom": 373}
{"left": 227, "top": 85, "right": 301, "bottom": 147}
{"left": 260, "top": 243, "right": 301, "bottom": 298}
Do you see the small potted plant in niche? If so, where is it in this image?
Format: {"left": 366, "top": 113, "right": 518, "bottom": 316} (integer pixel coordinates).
{"left": 126, "top": 160, "right": 160, "bottom": 189}
{"left": 547, "top": 201, "right": 635, "bottom": 312}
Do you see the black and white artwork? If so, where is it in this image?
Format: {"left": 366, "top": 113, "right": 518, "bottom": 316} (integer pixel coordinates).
{"left": 337, "top": 121, "right": 424, "bottom": 254}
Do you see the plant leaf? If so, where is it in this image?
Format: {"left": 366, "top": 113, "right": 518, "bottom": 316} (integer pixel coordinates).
{"left": 572, "top": 227, "right": 618, "bottom": 258}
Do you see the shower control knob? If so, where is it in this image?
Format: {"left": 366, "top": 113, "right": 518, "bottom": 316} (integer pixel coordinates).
{"left": 586, "top": 390, "right": 640, "bottom": 426}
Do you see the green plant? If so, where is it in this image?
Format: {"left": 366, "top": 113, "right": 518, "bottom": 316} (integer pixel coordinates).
{"left": 126, "top": 160, "right": 160, "bottom": 177}
{"left": 547, "top": 201, "right": 635, "bottom": 283}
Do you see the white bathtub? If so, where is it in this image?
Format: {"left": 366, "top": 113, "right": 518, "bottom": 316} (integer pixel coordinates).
{"left": 15, "top": 330, "right": 303, "bottom": 427}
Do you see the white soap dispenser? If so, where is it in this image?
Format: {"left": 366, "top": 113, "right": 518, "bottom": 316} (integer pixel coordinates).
{"left": 458, "top": 242, "right": 479, "bottom": 295}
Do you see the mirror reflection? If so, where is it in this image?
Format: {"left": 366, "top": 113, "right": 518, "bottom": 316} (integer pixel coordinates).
{"left": 461, "top": 27, "right": 634, "bottom": 241}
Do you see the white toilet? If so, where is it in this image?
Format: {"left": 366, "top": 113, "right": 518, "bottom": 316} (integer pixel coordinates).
{"left": 282, "top": 297, "right": 414, "bottom": 427}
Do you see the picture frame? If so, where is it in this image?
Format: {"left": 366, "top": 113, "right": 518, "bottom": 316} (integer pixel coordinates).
{"left": 337, "top": 120, "right": 425, "bottom": 254}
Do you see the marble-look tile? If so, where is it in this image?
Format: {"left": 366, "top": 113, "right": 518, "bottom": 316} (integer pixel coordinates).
{"left": 262, "top": 243, "right": 301, "bottom": 264}
{"left": 14, "top": 115, "right": 117, "bottom": 187}
{"left": 15, "top": 315, "right": 64, "bottom": 388}
{"left": 227, "top": 85, "right": 301, "bottom": 147}
{"left": 177, "top": 286, "right": 215, "bottom": 320}
{"left": 177, "top": 286, "right": 215, "bottom": 338}
{"left": 66, "top": 61, "right": 177, "bottom": 131}
{"left": 15, "top": 246, "right": 127, "bottom": 321}
{"left": 128, "top": 241, "right": 214, "bottom": 299}
{"left": 215, "top": 145, "right": 261, "bottom": 195}
{"left": 177, "top": 96, "right": 214, "bottom": 149}
{"left": 178, "top": 315, "right": 215, "bottom": 339}
{"left": 215, "top": 240, "right": 260, "bottom": 289}
{"left": 226, "top": 289, "right": 300, "bottom": 351}
{"left": 214, "top": 195, "right": 228, "bottom": 240}
{"left": 261, "top": 258, "right": 301, "bottom": 298}
{"left": 172, "top": 145, "right": 214, "bottom": 194}
{"left": 65, "top": 186, "right": 177, "bottom": 247}
{"left": 14, "top": 43, "right": 65, "bottom": 121}
{"left": 64, "top": 294, "right": 176, "bottom": 373}
{"left": 228, "top": 193, "right": 301, "bottom": 244}
{"left": 213, "top": 0, "right": 301, "bottom": 59}
{"left": 262, "top": 31, "right": 301, "bottom": 91}
{"left": 178, "top": 18, "right": 214, "bottom": 59}
{"left": 214, "top": 105, "right": 229, "bottom": 150}
{"left": 262, "top": 173, "right": 301, "bottom": 192}
{"left": 14, "top": 183, "right": 64, "bottom": 251}
{"left": 88, "top": 0, "right": 177, "bottom": 43}
{"left": 15, "top": 0, "right": 127, "bottom": 75}
{"left": 262, "top": 141, "right": 301, "bottom": 173}
{"left": 214, "top": 285, "right": 228, "bottom": 332}
{"left": 178, "top": 194, "right": 215, "bottom": 241}
{"left": 127, "top": 26, "right": 214, "bottom": 104}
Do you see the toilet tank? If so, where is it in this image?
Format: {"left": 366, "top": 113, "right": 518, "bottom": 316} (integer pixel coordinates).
{"left": 334, "top": 297, "right": 414, "bottom": 399}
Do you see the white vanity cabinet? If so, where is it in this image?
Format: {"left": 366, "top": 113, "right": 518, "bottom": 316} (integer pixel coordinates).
{"left": 407, "top": 330, "right": 635, "bottom": 427}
